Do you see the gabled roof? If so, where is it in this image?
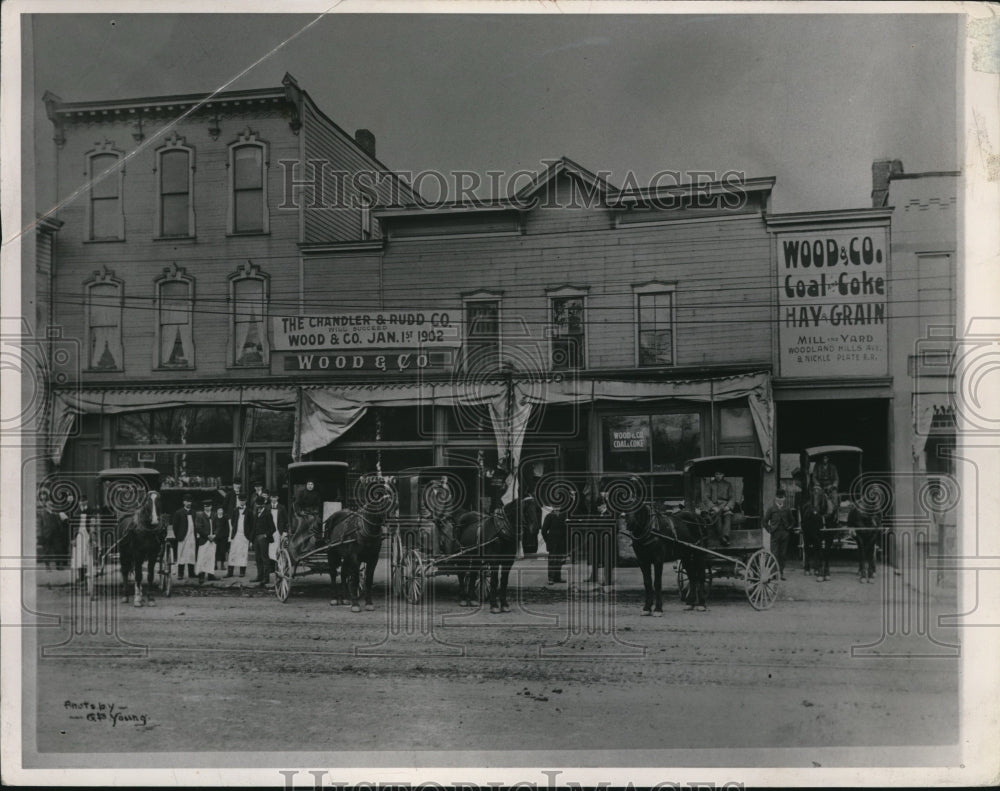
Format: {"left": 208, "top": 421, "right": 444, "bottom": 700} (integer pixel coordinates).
{"left": 510, "top": 156, "right": 621, "bottom": 203}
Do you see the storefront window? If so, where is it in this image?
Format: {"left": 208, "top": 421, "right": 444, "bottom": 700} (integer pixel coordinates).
{"left": 248, "top": 408, "right": 294, "bottom": 442}
{"left": 447, "top": 404, "right": 494, "bottom": 438}
{"left": 338, "top": 406, "right": 430, "bottom": 443}
{"left": 113, "top": 450, "right": 231, "bottom": 490}
{"left": 115, "top": 407, "right": 234, "bottom": 445}
{"left": 336, "top": 448, "right": 435, "bottom": 478}
{"left": 718, "top": 403, "right": 756, "bottom": 457}
{"left": 602, "top": 412, "right": 701, "bottom": 473}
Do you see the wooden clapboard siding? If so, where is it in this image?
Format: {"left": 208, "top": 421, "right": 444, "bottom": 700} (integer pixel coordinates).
{"left": 301, "top": 101, "right": 415, "bottom": 244}
{"left": 51, "top": 108, "right": 304, "bottom": 383}
{"left": 343, "top": 211, "right": 772, "bottom": 372}
{"left": 301, "top": 254, "right": 382, "bottom": 312}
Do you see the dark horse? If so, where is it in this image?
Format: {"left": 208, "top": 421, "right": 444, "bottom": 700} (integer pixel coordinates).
{"left": 118, "top": 492, "right": 165, "bottom": 608}
{"left": 624, "top": 504, "right": 710, "bottom": 614}
{"left": 454, "top": 498, "right": 539, "bottom": 614}
{"left": 325, "top": 501, "right": 389, "bottom": 612}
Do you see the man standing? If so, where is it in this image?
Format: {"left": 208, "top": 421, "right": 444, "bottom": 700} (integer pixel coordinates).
{"left": 212, "top": 504, "right": 229, "bottom": 572}
{"left": 848, "top": 498, "right": 881, "bottom": 583}
{"left": 540, "top": 507, "right": 568, "bottom": 584}
{"left": 172, "top": 494, "right": 198, "bottom": 580}
{"left": 265, "top": 491, "right": 288, "bottom": 585}
{"left": 226, "top": 493, "right": 251, "bottom": 578}
{"left": 763, "top": 489, "right": 794, "bottom": 580}
{"left": 251, "top": 480, "right": 266, "bottom": 508}
{"left": 703, "top": 470, "right": 734, "bottom": 547}
{"left": 251, "top": 490, "right": 274, "bottom": 586}
{"left": 194, "top": 499, "right": 214, "bottom": 583}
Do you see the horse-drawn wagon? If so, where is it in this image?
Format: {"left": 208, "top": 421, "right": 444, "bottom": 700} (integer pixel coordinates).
{"left": 799, "top": 445, "right": 864, "bottom": 548}
{"left": 675, "top": 455, "right": 780, "bottom": 609}
{"left": 272, "top": 461, "right": 348, "bottom": 602}
{"left": 388, "top": 465, "right": 537, "bottom": 611}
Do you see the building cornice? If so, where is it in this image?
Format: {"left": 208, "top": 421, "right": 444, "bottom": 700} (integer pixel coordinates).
{"left": 765, "top": 207, "right": 893, "bottom": 230}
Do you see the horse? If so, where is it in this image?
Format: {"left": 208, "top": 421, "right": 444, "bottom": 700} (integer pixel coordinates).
{"left": 800, "top": 501, "right": 830, "bottom": 581}
{"left": 325, "top": 500, "right": 390, "bottom": 612}
{"left": 454, "top": 497, "right": 539, "bottom": 614}
{"left": 849, "top": 505, "right": 882, "bottom": 583}
{"left": 118, "top": 493, "right": 166, "bottom": 608}
{"left": 623, "top": 504, "right": 710, "bottom": 615}
{"left": 810, "top": 484, "right": 839, "bottom": 533}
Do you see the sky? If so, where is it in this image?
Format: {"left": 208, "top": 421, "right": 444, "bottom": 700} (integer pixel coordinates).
{"left": 26, "top": 8, "right": 961, "bottom": 213}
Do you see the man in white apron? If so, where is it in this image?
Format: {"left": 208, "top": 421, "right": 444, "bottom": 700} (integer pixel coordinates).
{"left": 226, "top": 494, "right": 250, "bottom": 578}
{"left": 171, "top": 494, "right": 198, "bottom": 580}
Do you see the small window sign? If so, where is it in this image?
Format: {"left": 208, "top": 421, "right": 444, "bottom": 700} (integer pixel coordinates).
{"left": 137, "top": 451, "right": 156, "bottom": 463}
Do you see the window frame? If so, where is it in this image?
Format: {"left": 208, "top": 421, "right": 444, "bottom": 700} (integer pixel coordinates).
{"left": 83, "top": 266, "right": 124, "bottom": 372}
{"left": 462, "top": 290, "right": 503, "bottom": 372}
{"left": 547, "top": 285, "right": 589, "bottom": 371}
{"left": 228, "top": 260, "right": 270, "bottom": 368}
{"left": 227, "top": 128, "right": 269, "bottom": 235}
{"left": 85, "top": 142, "right": 125, "bottom": 241}
{"left": 155, "top": 134, "right": 195, "bottom": 239}
{"left": 634, "top": 281, "right": 677, "bottom": 368}
{"left": 153, "top": 263, "right": 196, "bottom": 371}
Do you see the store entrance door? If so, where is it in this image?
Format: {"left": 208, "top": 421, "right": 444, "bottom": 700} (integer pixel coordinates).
{"left": 245, "top": 449, "right": 294, "bottom": 504}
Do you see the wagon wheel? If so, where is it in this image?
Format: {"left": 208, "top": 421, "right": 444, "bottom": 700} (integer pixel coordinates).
{"left": 389, "top": 532, "right": 405, "bottom": 598}
{"left": 159, "top": 542, "right": 174, "bottom": 597}
{"left": 274, "top": 547, "right": 293, "bottom": 602}
{"left": 675, "top": 560, "right": 713, "bottom": 602}
{"left": 744, "top": 549, "right": 780, "bottom": 610}
{"left": 401, "top": 548, "right": 426, "bottom": 604}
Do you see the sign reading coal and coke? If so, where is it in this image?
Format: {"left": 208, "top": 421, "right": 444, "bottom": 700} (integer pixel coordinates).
{"left": 273, "top": 311, "right": 460, "bottom": 352}
{"left": 282, "top": 349, "right": 453, "bottom": 374}
{"left": 777, "top": 229, "right": 889, "bottom": 377}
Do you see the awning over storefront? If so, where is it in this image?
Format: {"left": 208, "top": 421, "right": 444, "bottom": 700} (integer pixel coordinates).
{"left": 912, "top": 393, "right": 956, "bottom": 467}
{"left": 51, "top": 371, "right": 774, "bottom": 484}
{"left": 298, "top": 370, "right": 774, "bottom": 471}
{"left": 50, "top": 385, "right": 297, "bottom": 463}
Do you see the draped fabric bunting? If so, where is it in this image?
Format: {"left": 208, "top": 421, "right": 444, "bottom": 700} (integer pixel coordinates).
{"left": 51, "top": 371, "right": 774, "bottom": 471}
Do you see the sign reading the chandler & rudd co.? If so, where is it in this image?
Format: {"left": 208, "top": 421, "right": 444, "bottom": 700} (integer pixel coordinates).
{"left": 272, "top": 311, "right": 460, "bottom": 352}
{"left": 777, "top": 228, "right": 889, "bottom": 377}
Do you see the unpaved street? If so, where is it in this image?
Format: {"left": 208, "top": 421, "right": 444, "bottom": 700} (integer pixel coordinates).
{"left": 26, "top": 556, "right": 960, "bottom": 765}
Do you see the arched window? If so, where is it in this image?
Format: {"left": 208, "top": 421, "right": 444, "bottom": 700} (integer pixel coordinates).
{"left": 229, "top": 261, "right": 269, "bottom": 367}
{"left": 86, "top": 142, "right": 125, "bottom": 240}
{"left": 228, "top": 129, "right": 268, "bottom": 234}
{"left": 84, "top": 266, "right": 123, "bottom": 371}
{"left": 155, "top": 263, "right": 195, "bottom": 369}
{"left": 156, "top": 134, "right": 195, "bottom": 237}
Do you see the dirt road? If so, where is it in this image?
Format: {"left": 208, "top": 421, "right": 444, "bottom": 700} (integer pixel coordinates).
{"left": 26, "top": 556, "right": 960, "bottom": 766}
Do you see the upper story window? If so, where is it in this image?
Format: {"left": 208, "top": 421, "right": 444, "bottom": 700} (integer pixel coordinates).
{"left": 229, "top": 260, "right": 269, "bottom": 367}
{"left": 228, "top": 128, "right": 268, "bottom": 234}
{"left": 360, "top": 197, "right": 374, "bottom": 240}
{"left": 635, "top": 282, "right": 676, "bottom": 367}
{"left": 463, "top": 292, "right": 502, "bottom": 371}
{"left": 155, "top": 263, "right": 195, "bottom": 369}
{"left": 156, "top": 134, "right": 195, "bottom": 238}
{"left": 84, "top": 266, "right": 124, "bottom": 371}
{"left": 548, "top": 286, "right": 588, "bottom": 370}
{"left": 86, "top": 142, "right": 125, "bottom": 240}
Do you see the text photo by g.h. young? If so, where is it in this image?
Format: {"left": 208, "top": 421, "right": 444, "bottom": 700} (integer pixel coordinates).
{"left": 4, "top": 3, "right": 999, "bottom": 787}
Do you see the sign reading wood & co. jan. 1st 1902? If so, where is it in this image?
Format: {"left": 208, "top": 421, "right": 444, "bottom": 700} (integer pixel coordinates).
{"left": 777, "top": 228, "right": 889, "bottom": 377}
{"left": 272, "top": 311, "right": 461, "bottom": 352}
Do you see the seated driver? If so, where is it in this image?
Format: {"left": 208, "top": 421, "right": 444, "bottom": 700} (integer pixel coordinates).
{"left": 294, "top": 478, "right": 323, "bottom": 540}
{"left": 702, "top": 470, "right": 734, "bottom": 546}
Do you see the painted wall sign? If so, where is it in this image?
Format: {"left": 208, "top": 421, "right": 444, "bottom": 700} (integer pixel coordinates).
{"left": 273, "top": 311, "right": 460, "bottom": 351}
{"left": 777, "top": 228, "right": 889, "bottom": 377}
{"left": 281, "top": 349, "right": 453, "bottom": 374}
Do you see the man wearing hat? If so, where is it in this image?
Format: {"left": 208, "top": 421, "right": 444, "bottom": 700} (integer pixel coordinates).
{"left": 226, "top": 493, "right": 251, "bottom": 578}
{"left": 294, "top": 477, "right": 322, "bottom": 541}
{"left": 251, "top": 480, "right": 266, "bottom": 508}
{"left": 171, "top": 494, "right": 200, "bottom": 580}
{"left": 212, "top": 502, "right": 230, "bottom": 572}
{"left": 848, "top": 496, "right": 882, "bottom": 583}
{"left": 702, "top": 470, "right": 734, "bottom": 547}
{"left": 763, "top": 489, "right": 794, "bottom": 580}
{"left": 251, "top": 490, "right": 277, "bottom": 585}
{"left": 194, "top": 499, "right": 216, "bottom": 583}
{"left": 223, "top": 481, "right": 243, "bottom": 523}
